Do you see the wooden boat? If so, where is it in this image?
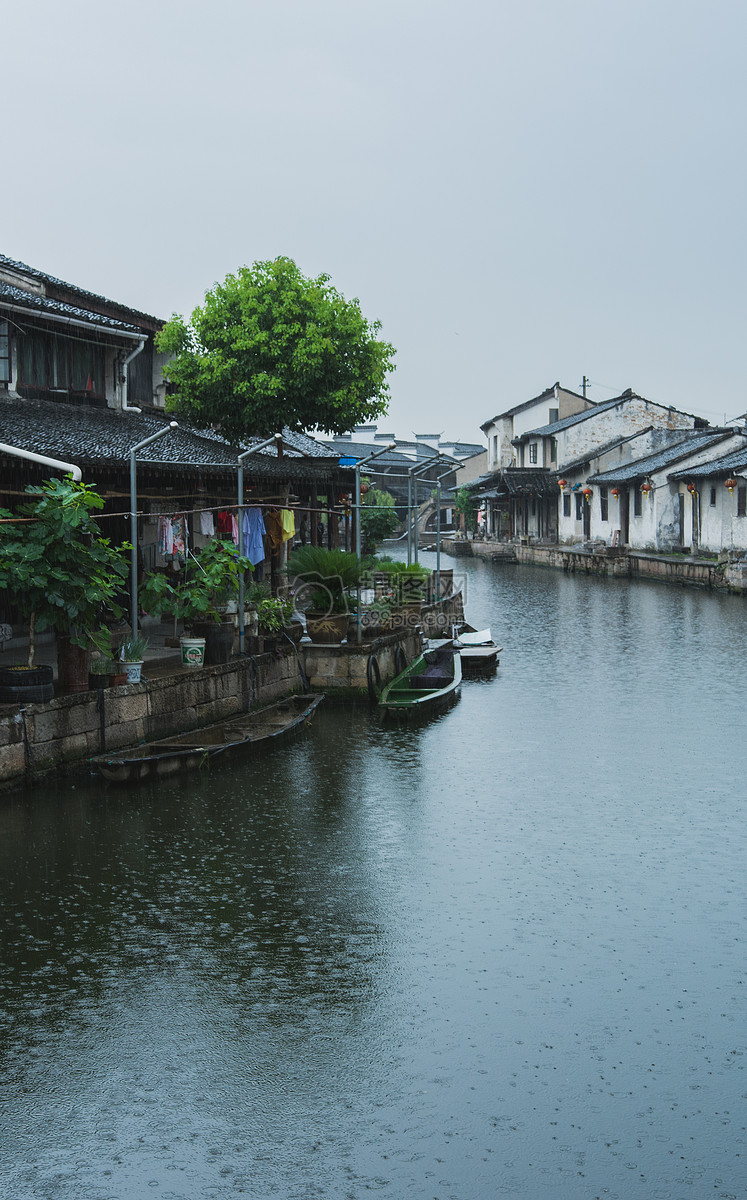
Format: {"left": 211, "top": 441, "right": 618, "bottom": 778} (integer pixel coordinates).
{"left": 453, "top": 624, "right": 501, "bottom": 673}
{"left": 91, "top": 693, "right": 324, "bottom": 783}
{"left": 377, "top": 641, "right": 461, "bottom": 716}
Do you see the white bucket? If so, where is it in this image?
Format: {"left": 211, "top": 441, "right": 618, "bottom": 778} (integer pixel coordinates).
{"left": 180, "top": 636, "right": 206, "bottom": 668}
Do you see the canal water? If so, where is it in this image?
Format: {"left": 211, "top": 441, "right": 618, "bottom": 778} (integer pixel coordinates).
{"left": 1, "top": 554, "right": 746, "bottom": 1200}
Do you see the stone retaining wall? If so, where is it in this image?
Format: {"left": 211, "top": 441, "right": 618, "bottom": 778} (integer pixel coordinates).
{"left": 0, "top": 649, "right": 303, "bottom": 785}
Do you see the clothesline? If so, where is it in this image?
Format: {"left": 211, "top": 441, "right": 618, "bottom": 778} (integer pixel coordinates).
{"left": 0, "top": 501, "right": 351, "bottom": 525}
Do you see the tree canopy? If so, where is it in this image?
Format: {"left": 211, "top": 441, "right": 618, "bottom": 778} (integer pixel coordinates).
{"left": 157, "top": 257, "right": 396, "bottom": 441}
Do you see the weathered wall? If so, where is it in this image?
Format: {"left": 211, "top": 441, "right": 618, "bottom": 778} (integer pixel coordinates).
{"left": 301, "top": 628, "right": 423, "bottom": 693}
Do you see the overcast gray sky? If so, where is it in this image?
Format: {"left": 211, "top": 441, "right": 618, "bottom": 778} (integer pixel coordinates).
{"left": 5, "top": 0, "right": 746, "bottom": 437}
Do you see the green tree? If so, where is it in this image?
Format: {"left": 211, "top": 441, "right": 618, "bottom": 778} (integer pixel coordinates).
{"left": 360, "top": 479, "right": 399, "bottom": 554}
{"left": 157, "top": 257, "right": 396, "bottom": 441}
{"left": 454, "top": 485, "right": 479, "bottom": 536}
{"left": 0, "top": 478, "right": 129, "bottom": 667}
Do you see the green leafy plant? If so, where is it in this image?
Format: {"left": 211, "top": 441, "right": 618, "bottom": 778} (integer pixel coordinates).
{"left": 140, "top": 540, "right": 252, "bottom": 626}
{"left": 157, "top": 256, "right": 396, "bottom": 440}
{"left": 118, "top": 633, "right": 149, "bottom": 662}
{"left": 359, "top": 478, "right": 400, "bottom": 553}
{"left": 454, "top": 485, "right": 479, "bottom": 536}
{"left": 285, "top": 545, "right": 363, "bottom": 615}
{"left": 256, "top": 595, "right": 294, "bottom": 633}
{"left": 0, "top": 477, "right": 129, "bottom": 668}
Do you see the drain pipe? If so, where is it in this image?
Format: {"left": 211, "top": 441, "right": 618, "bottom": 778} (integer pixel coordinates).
{"left": 121, "top": 338, "right": 146, "bottom": 413}
{"left": 0, "top": 443, "right": 82, "bottom": 482}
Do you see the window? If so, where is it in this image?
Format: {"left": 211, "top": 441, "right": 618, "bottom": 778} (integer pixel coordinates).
{"left": 710, "top": 487, "right": 717, "bottom": 507}
{"left": 17, "top": 330, "right": 105, "bottom": 399}
{"left": 599, "top": 486, "right": 608, "bottom": 522}
{"left": 549, "top": 407, "right": 559, "bottom": 423}
{"left": 575, "top": 492, "right": 583, "bottom": 521}
{"left": 633, "top": 487, "right": 642, "bottom": 517}
{"left": 563, "top": 494, "right": 571, "bottom": 518}
{"left": 529, "top": 442, "right": 538, "bottom": 464}
{"left": 550, "top": 437, "right": 557, "bottom": 463}
{"left": 0, "top": 320, "right": 8, "bottom": 383}
{"left": 492, "top": 434, "right": 498, "bottom": 464}
{"left": 738, "top": 487, "right": 746, "bottom": 518}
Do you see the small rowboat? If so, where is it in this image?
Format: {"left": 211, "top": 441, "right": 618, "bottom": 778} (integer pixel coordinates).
{"left": 91, "top": 693, "right": 324, "bottom": 783}
{"left": 454, "top": 624, "right": 501, "bottom": 673}
{"left": 377, "top": 641, "right": 461, "bottom": 717}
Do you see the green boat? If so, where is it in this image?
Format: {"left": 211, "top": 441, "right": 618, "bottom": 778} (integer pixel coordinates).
{"left": 375, "top": 641, "right": 461, "bottom": 716}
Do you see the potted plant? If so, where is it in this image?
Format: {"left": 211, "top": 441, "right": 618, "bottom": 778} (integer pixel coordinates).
{"left": 117, "top": 633, "right": 149, "bottom": 684}
{"left": 88, "top": 655, "right": 115, "bottom": 691}
{"left": 360, "top": 596, "right": 394, "bottom": 637}
{"left": 285, "top": 545, "right": 363, "bottom": 643}
{"left": 140, "top": 540, "right": 252, "bottom": 666}
{"left": 256, "top": 594, "right": 296, "bottom": 649}
{"left": 0, "top": 478, "right": 129, "bottom": 699}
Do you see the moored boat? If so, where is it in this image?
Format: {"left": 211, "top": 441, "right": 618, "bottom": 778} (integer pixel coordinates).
{"left": 454, "top": 624, "right": 501, "bottom": 673}
{"left": 91, "top": 693, "right": 324, "bottom": 783}
{"left": 376, "top": 641, "right": 461, "bottom": 716}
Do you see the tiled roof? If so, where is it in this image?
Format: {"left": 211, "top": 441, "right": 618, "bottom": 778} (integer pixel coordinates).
{"left": 0, "top": 253, "right": 160, "bottom": 326}
{"left": 0, "top": 281, "right": 142, "bottom": 335}
{"left": 557, "top": 430, "right": 654, "bottom": 474}
{"left": 503, "top": 468, "right": 557, "bottom": 495}
{"left": 480, "top": 383, "right": 574, "bottom": 431}
{"left": 0, "top": 396, "right": 353, "bottom": 483}
{"left": 516, "top": 395, "right": 626, "bottom": 440}
{"left": 669, "top": 440, "right": 747, "bottom": 479}
{"left": 589, "top": 432, "right": 728, "bottom": 483}
{"left": 322, "top": 438, "right": 417, "bottom": 468}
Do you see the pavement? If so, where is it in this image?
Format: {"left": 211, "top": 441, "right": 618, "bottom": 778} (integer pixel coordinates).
{"left": 0, "top": 616, "right": 183, "bottom": 681}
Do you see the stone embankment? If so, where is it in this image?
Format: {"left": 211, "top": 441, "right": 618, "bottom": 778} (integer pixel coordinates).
{"left": 443, "top": 538, "right": 747, "bottom": 592}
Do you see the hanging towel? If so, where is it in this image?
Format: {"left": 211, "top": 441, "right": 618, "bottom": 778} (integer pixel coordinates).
{"left": 280, "top": 508, "right": 295, "bottom": 541}
{"left": 216, "top": 511, "right": 233, "bottom": 538}
{"left": 199, "top": 509, "right": 215, "bottom": 537}
{"left": 242, "top": 507, "right": 267, "bottom": 566}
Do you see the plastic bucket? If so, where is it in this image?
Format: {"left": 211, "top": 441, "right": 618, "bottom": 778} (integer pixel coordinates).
{"left": 180, "top": 637, "right": 206, "bottom": 668}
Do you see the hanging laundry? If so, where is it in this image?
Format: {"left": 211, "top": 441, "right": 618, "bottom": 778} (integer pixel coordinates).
{"left": 171, "top": 515, "right": 187, "bottom": 556}
{"left": 242, "top": 507, "right": 267, "bottom": 566}
{"left": 199, "top": 509, "right": 215, "bottom": 537}
{"left": 230, "top": 514, "right": 239, "bottom": 546}
{"left": 264, "top": 509, "right": 284, "bottom": 552}
{"left": 158, "top": 516, "right": 174, "bottom": 556}
{"left": 280, "top": 508, "right": 295, "bottom": 542}
{"left": 216, "top": 510, "right": 234, "bottom": 538}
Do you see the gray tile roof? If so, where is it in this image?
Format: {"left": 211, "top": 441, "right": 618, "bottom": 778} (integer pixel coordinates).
{"left": 669, "top": 440, "right": 747, "bottom": 479}
{"left": 0, "top": 253, "right": 160, "bottom": 327}
{"left": 0, "top": 396, "right": 353, "bottom": 483}
{"left": 480, "top": 382, "right": 576, "bottom": 430}
{"left": 516, "top": 395, "right": 626, "bottom": 440}
{"left": 0, "top": 281, "right": 142, "bottom": 335}
{"left": 589, "top": 431, "right": 728, "bottom": 483}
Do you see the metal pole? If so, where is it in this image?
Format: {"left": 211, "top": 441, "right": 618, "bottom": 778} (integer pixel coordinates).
{"left": 408, "top": 453, "right": 443, "bottom": 567}
{"left": 129, "top": 422, "right": 177, "bottom": 636}
{"left": 237, "top": 434, "right": 283, "bottom": 655}
{"left": 352, "top": 443, "right": 395, "bottom": 643}
{"left": 433, "top": 463, "right": 464, "bottom": 600}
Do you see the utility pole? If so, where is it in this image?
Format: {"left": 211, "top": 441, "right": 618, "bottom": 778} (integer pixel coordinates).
{"left": 581, "top": 376, "right": 591, "bottom": 398}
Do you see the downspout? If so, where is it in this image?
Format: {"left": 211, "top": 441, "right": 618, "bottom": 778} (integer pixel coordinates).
{"left": 121, "top": 338, "right": 146, "bottom": 413}
{"left": 0, "top": 443, "right": 82, "bottom": 482}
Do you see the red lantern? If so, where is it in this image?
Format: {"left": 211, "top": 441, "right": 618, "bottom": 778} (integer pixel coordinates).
{"left": 686, "top": 482, "right": 696, "bottom": 494}
{"left": 582, "top": 487, "right": 593, "bottom": 503}
{"left": 611, "top": 487, "right": 620, "bottom": 499}
{"left": 640, "top": 481, "right": 652, "bottom": 496}
{"left": 558, "top": 479, "right": 568, "bottom": 491}
{"left": 725, "top": 478, "right": 738, "bottom": 495}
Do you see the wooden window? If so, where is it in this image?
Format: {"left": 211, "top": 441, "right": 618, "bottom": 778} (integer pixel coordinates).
{"left": 550, "top": 437, "right": 557, "bottom": 463}
{"left": 549, "top": 407, "right": 559, "bottom": 423}
{"left": 575, "top": 492, "right": 583, "bottom": 520}
{"left": 738, "top": 486, "right": 746, "bottom": 518}
{"left": 563, "top": 493, "right": 571, "bottom": 517}
{"left": 599, "top": 486, "right": 608, "bottom": 522}
{"left": 529, "top": 442, "right": 538, "bottom": 464}
{"left": 710, "top": 486, "right": 716, "bottom": 506}
{"left": 0, "top": 320, "right": 8, "bottom": 383}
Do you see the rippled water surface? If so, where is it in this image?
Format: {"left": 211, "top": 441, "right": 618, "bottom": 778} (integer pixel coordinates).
{"left": 1, "top": 556, "right": 746, "bottom": 1199}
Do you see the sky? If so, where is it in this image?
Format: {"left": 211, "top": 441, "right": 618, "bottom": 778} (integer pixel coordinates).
{"left": 5, "top": 0, "right": 747, "bottom": 439}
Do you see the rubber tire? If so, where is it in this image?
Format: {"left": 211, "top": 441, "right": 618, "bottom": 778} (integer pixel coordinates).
{"left": 394, "top": 646, "right": 408, "bottom": 676}
{"left": 367, "top": 654, "right": 382, "bottom": 701}
{"left": 0, "top": 664, "right": 53, "bottom": 687}
{"left": 0, "top": 682, "right": 54, "bottom": 704}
